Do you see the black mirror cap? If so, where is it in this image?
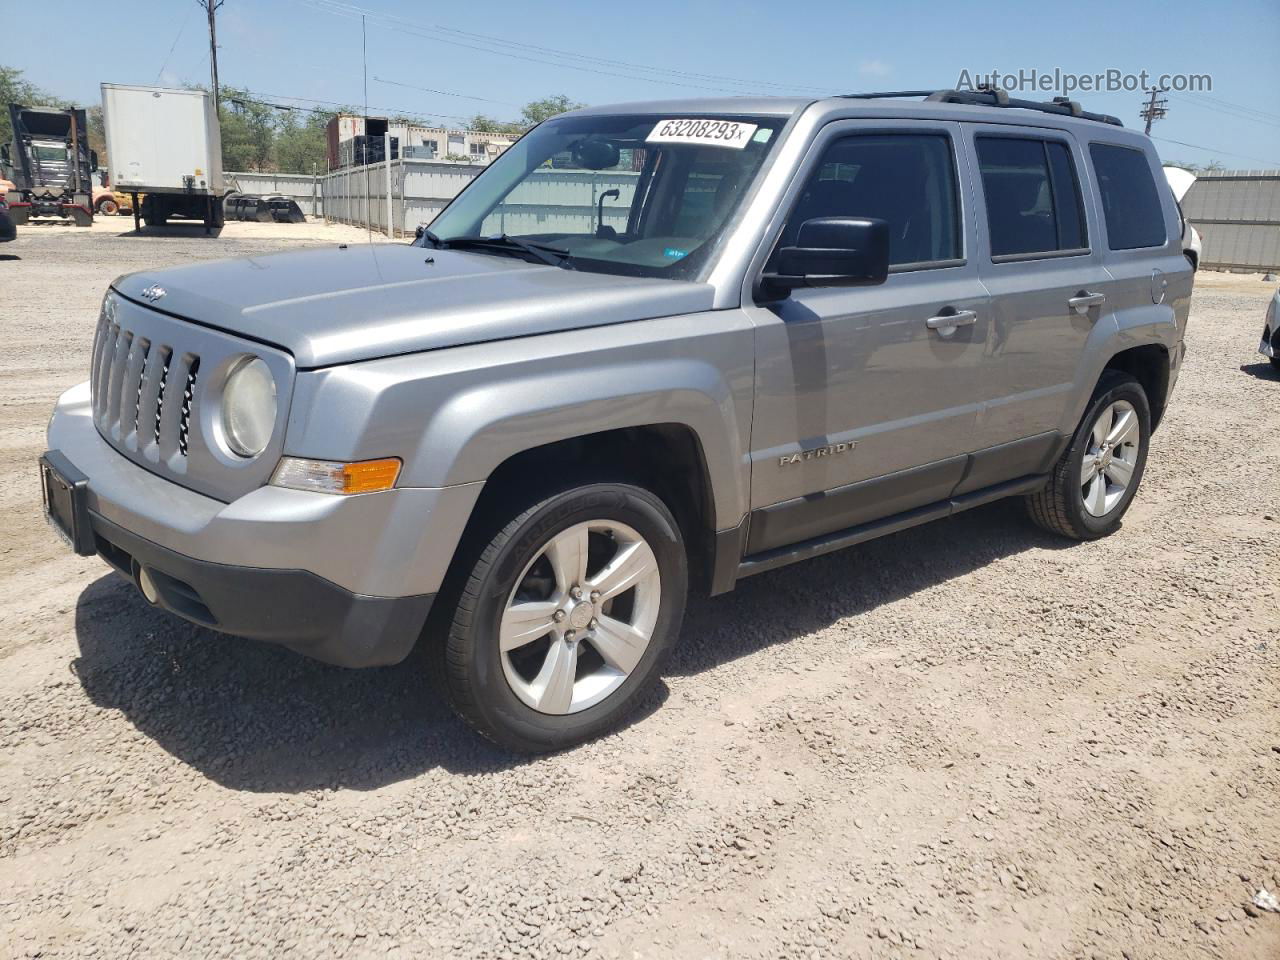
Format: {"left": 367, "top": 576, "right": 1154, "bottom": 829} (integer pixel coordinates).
{"left": 761, "top": 217, "right": 891, "bottom": 297}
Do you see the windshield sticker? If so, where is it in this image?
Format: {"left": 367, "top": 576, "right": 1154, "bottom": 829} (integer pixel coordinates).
{"left": 647, "top": 119, "right": 759, "bottom": 150}
{"left": 663, "top": 247, "right": 689, "bottom": 259}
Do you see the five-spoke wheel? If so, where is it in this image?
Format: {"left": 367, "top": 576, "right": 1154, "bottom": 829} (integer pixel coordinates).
{"left": 500, "top": 520, "right": 661, "bottom": 715}
{"left": 440, "top": 482, "right": 686, "bottom": 752}
{"left": 1079, "top": 399, "right": 1141, "bottom": 518}
{"left": 1026, "top": 370, "right": 1151, "bottom": 540}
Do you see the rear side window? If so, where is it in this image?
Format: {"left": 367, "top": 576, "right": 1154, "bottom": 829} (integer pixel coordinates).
{"left": 777, "top": 133, "right": 961, "bottom": 267}
{"left": 1089, "top": 143, "right": 1167, "bottom": 250}
{"left": 977, "top": 137, "right": 1087, "bottom": 258}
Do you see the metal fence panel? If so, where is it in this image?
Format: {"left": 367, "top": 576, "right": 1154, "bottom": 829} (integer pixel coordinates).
{"left": 1183, "top": 171, "right": 1280, "bottom": 270}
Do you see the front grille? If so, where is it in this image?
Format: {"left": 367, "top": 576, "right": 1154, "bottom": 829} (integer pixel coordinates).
{"left": 87, "top": 290, "right": 294, "bottom": 503}
{"left": 92, "top": 313, "right": 198, "bottom": 463}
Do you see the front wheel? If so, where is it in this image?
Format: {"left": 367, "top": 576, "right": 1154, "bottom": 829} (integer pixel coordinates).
{"left": 441, "top": 483, "right": 687, "bottom": 752}
{"left": 97, "top": 198, "right": 119, "bottom": 216}
{"left": 1025, "top": 371, "right": 1151, "bottom": 540}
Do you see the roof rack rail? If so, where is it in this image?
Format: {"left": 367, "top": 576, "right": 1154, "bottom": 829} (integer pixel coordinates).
{"left": 836, "top": 88, "right": 1124, "bottom": 127}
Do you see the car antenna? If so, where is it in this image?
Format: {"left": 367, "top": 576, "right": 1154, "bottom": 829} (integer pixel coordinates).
{"left": 361, "top": 14, "right": 384, "bottom": 278}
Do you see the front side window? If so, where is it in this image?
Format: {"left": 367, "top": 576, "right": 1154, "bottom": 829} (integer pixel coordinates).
{"left": 1089, "top": 142, "right": 1167, "bottom": 250}
{"left": 977, "top": 136, "right": 1087, "bottom": 258}
{"left": 427, "top": 114, "right": 785, "bottom": 279}
{"left": 775, "top": 133, "right": 961, "bottom": 267}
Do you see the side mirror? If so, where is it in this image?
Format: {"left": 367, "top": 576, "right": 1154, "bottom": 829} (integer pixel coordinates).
{"left": 0, "top": 144, "right": 9, "bottom": 165}
{"left": 760, "top": 217, "right": 890, "bottom": 298}
{"left": 90, "top": 150, "right": 99, "bottom": 172}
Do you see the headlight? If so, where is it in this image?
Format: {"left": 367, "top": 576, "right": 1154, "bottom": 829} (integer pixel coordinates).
{"left": 221, "top": 356, "right": 276, "bottom": 458}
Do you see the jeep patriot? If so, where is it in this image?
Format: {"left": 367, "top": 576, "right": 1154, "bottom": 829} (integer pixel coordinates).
{"left": 43, "top": 90, "right": 1192, "bottom": 751}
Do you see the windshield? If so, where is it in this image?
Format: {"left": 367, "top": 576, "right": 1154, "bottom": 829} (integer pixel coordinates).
{"left": 425, "top": 114, "right": 786, "bottom": 279}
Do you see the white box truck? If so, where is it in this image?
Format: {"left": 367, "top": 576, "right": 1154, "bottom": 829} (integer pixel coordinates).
{"left": 101, "top": 83, "right": 225, "bottom": 232}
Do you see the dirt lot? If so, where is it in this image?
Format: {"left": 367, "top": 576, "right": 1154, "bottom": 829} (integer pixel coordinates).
{"left": 1, "top": 223, "right": 1277, "bottom": 960}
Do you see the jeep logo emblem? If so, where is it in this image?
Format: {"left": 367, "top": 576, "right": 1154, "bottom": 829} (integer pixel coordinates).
{"left": 140, "top": 284, "right": 166, "bottom": 302}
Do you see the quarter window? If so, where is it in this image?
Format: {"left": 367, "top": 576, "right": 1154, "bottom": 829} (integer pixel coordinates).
{"left": 777, "top": 134, "right": 961, "bottom": 267}
{"left": 977, "top": 137, "right": 1087, "bottom": 258}
{"left": 1089, "top": 142, "right": 1167, "bottom": 250}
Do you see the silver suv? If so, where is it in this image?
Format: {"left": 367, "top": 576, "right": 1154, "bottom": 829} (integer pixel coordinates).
{"left": 43, "top": 90, "right": 1192, "bottom": 751}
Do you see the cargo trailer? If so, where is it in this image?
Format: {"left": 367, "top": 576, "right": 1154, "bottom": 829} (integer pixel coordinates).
{"left": 101, "top": 83, "right": 225, "bottom": 232}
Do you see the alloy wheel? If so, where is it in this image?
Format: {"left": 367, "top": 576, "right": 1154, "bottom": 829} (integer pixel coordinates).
{"left": 1080, "top": 399, "right": 1141, "bottom": 517}
{"left": 499, "top": 520, "right": 661, "bottom": 715}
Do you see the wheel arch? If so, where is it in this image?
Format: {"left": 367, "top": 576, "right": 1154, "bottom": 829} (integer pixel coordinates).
{"left": 1101, "top": 343, "right": 1171, "bottom": 429}
{"left": 455, "top": 423, "right": 722, "bottom": 595}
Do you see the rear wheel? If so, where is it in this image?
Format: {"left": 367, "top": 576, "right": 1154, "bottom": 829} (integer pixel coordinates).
{"left": 1271, "top": 357, "right": 1280, "bottom": 372}
{"left": 441, "top": 482, "right": 687, "bottom": 752}
{"left": 97, "top": 197, "right": 119, "bottom": 216}
{"left": 1025, "top": 371, "right": 1151, "bottom": 540}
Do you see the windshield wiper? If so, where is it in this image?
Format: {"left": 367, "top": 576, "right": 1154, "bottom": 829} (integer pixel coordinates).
{"left": 442, "top": 234, "right": 574, "bottom": 269}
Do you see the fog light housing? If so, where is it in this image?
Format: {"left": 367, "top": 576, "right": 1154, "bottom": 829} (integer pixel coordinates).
{"left": 137, "top": 566, "right": 160, "bottom": 604}
{"left": 270, "top": 456, "right": 401, "bottom": 495}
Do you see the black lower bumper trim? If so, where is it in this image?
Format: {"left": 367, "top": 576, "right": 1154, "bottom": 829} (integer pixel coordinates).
{"left": 90, "top": 512, "right": 433, "bottom": 668}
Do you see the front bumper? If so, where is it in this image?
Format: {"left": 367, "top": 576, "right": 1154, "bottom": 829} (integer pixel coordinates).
{"left": 89, "top": 510, "right": 433, "bottom": 667}
{"left": 47, "top": 381, "right": 483, "bottom": 667}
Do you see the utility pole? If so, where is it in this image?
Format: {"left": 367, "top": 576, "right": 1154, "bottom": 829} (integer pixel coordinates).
{"left": 198, "top": 0, "right": 224, "bottom": 117}
{"left": 1140, "top": 87, "right": 1168, "bottom": 135}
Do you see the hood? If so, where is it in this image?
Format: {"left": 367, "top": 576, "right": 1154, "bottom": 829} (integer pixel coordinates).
{"left": 113, "top": 244, "right": 715, "bottom": 368}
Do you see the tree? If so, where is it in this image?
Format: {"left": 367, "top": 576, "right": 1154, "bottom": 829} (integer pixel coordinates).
{"left": 469, "top": 114, "right": 522, "bottom": 135}
{"left": 519, "top": 95, "right": 585, "bottom": 128}
{"left": 274, "top": 110, "right": 329, "bottom": 173}
{"left": 218, "top": 86, "right": 277, "bottom": 171}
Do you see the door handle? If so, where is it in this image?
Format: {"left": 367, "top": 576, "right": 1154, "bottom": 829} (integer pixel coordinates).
{"left": 1068, "top": 291, "right": 1106, "bottom": 314}
{"left": 926, "top": 309, "right": 978, "bottom": 338}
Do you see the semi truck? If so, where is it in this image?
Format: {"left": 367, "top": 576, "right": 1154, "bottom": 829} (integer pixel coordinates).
{"left": 101, "top": 83, "right": 225, "bottom": 232}
{"left": 1, "top": 104, "right": 96, "bottom": 227}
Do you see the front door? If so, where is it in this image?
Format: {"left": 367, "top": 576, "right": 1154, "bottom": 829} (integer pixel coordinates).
{"left": 743, "top": 121, "right": 998, "bottom": 555}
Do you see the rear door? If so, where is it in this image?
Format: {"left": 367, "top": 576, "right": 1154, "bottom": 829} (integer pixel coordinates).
{"left": 961, "top": 124, "right": 1110, "bottom": 482}
{"left": 742, "top": 120, "right": 999, "bottom": 554}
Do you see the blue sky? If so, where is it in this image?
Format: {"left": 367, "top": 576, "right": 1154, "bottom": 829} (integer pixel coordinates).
{"left": 9, "top": 0, "right": 1280, "bottom": 169}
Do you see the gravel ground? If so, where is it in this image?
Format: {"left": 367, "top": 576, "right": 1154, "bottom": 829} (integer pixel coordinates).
{"left": 1, "top": 224, "right": 1278, "bottom": 960}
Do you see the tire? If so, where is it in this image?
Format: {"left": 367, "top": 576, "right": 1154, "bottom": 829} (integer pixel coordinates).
{"left": 97, "top": 198, "right": 119, "bottom": 216}
{"left": 1025, "top": 370, "right": 1151, "bottom": 540}
{"left": 1270, "top": 357, "right": 1280, "bottom": 373}
{"left": 441, "top": 482, "right": 688, "bottom": 753}
{"left": 141, "top": 196, "right": 167, "bottom": 227}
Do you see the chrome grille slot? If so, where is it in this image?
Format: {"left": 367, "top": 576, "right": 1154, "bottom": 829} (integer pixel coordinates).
{"left": 155, "top": 352, "right": 196, "bottom": 462}
{"left": 153, "top": 348, "right": 172, "bottom": 448}
{"left": 103, "top": 329, "right": 133, "bottom": 436}
{"left": 131, "top": 340, "right": 151, "bottom": 437}
{"left": 178, "top": 358, "right": 200, "bottom": 457}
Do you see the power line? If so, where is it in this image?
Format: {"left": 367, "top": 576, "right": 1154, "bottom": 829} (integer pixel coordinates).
{"left": 155, "top": 7, "right": 194, "bottom": 84}
{"left": 1175, "top": 90, "right": 1280, "bottom": 124}
{"left": 1167, "top": 92, "right": 1280, "bottom": 131}
{"left": 372, "top": 77, "right": 521, "bottom": 108}
{"left": 232, "top": 89, "right": 522, "bottom": 128}
{"left": 1150, "top": 135, "right": 1280, "bottom": 169}
{"left": 296, "top": 0, "right": 826, "bottom": 96}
